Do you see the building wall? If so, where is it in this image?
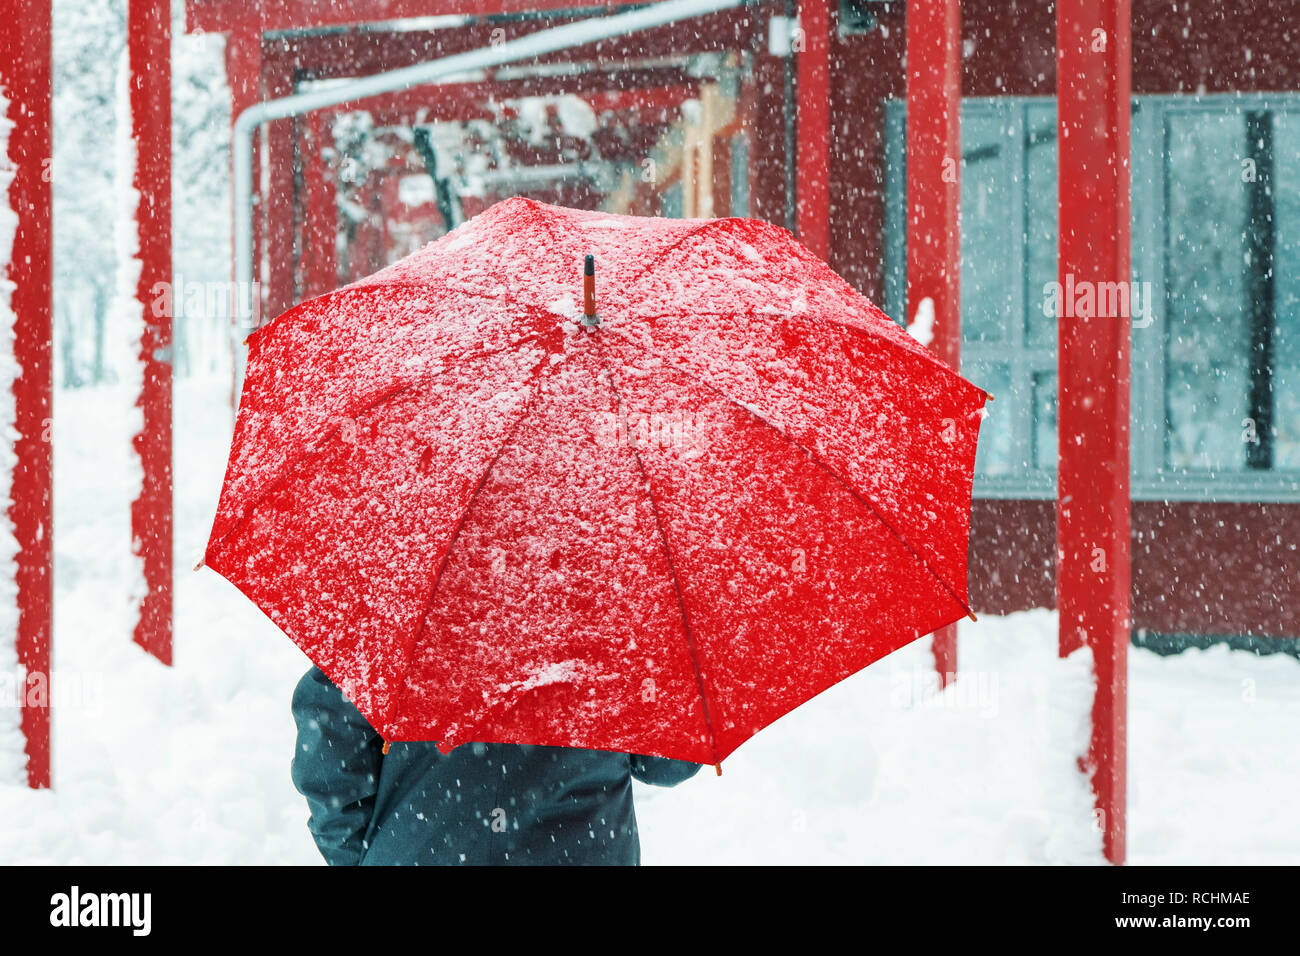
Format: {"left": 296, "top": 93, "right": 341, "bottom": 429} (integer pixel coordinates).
{"left": 823, "top": 0, "right": 1300, "bottom": 638}
{"left": 222, "top": 0, "right": 1300, "bottom": 638}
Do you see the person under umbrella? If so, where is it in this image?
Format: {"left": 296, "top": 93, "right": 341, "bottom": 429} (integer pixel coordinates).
{"left": 205, "top": 198, "right": 986, "bottom": 865}
{"left": 291, "top": 665, "right": 699, "bottom": 865}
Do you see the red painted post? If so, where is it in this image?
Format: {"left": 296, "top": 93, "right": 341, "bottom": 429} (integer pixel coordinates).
{"left": 1, "top": 0, "right": 54, "bottom": 788}
{"left": 796, "top": 0, "right": 830, "bottom": 261}
{"left": 128, "top": 0, "right": 174, "bottom": 665}
{"left": 906, "top": 0, "right": 962, "bottom": 686}
{"left": 301, "top": 111, "right": 338, "bottom": 299}
{"left": 265, "top": 66, "right": 297, "bottom": 318}
{"left": 225, "top": 23, "right": 263, "bottom": 411}
{"left": 1056, "top": 0, "right": 1131, "bottom": 865}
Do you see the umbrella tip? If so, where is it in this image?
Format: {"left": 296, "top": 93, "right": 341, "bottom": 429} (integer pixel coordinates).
{"left": 192, "top": 560, "right": 204, "bottom": 572}
{"left": 582, "top": 254, "right": 598, "bottom": 327}
{"left": 984, "top": 391, "right": 995, "bottom": 403}
{"left": 714, "top": 762, "right": 722, "bottom": 777}
{"left": 968, "top": 610, "right": 978, "bottom": 623}
{"left": 382, "top": 740, "right": 390, "bottom": 755}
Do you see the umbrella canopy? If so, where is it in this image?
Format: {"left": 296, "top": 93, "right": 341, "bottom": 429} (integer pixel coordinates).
{"left": 204, "top": 197, "right": 987, "bottom": 766}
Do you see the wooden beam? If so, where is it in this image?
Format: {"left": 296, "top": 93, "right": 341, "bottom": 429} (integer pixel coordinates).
{"left": 1056, "top": 0, "right": 1131, "bottom": 866}
{"left": 225, "top": 23, "right": 262, "bottom": 411}
{"left": 1, "top": 0, "right": 54, "bottom": 787}
{"left": 264, "top": 64, "right": 297, "bottom": 319}
{"left": 252, "top": 12, "right": 766, "bottom": 79}
{"left": 128, "top": 0, "right": 175, "bottom": 665}
{"left": 796, "top": 0, "right": 830, "bottom": 260}
{"left": 299, "top": 112, "right": 338, "bottom": 300}
{"left": 300, "top": 73, "right": 701, "bottom": 123}
{"left": 187, "top": 0, "right": 624, "bottom": 35}
{"left": 906, "top": 0, "right": 962, "bottom": 685}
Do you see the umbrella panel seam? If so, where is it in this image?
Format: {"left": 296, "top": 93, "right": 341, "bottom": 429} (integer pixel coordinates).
{"left": 206, "top": 333, "right": 546, "bottom": 561}
{"left": 384, "top": 347, "right": 575, "bottom": 738}
{"left": 602, "top": 327, "right": 975, "bottom": 620}
{"left": 594, "top": 338, "right": 723, "bottom": 765}
{"left": 610, "top": 308, "right": 969, "bottom": 392}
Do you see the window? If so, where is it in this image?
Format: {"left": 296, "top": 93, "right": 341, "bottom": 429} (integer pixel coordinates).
{"left": 660, "top": 181, "right": 684, "bottom": 219}
{"left": 885, "top": 94, "right": 1300, "bottom": 501}
{"left": 730, "top": 132, "right": 750, "bottom": 217}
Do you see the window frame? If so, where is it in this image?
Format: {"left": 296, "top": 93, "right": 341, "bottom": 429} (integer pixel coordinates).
{"left": 884, "top": 92, "right": 1300, "bottom": 503}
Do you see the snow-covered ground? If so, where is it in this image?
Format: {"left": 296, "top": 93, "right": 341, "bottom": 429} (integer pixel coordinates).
{"left": 0, "top": 376, "right": 1297, "bottom": 864}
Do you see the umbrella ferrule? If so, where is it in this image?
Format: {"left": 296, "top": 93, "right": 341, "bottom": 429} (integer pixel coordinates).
{"left": 582, "top": 254, "right": 599, "bottom": 327}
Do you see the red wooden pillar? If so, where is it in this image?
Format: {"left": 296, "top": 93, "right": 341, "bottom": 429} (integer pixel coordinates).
{"left": 226, "top": 23, "right": 262, "bottom": 411}
{"left": 796, "top": 0, "right": 830, "bottom": 260}
{"left": 2, "top": 0, "right": 54, "bottom": 788}
{"left": 301, "top": 111, "right": 338, "bottom": 299}
{"left": 265, "top": 66, "right": 297, "bottom": 318}
{"left": 1056, "top": 0, "right": 1131, "bottom": 865}
{"left": 128, "top": 0, "right": 173, "bottom": 665}
{"left": 906, "top": 0, "right": 962, "bottom": 686}
{"left": 748, "top": 53, "right": 787, "bottom": 227}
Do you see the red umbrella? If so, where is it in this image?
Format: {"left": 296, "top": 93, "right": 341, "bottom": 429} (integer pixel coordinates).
{"left": 204, "top": 197, "right": 987, "bottom": 767}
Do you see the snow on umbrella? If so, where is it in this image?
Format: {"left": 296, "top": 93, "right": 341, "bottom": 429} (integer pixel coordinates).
{"left": 203, "top": 197, "right": 988, "bottom": 768}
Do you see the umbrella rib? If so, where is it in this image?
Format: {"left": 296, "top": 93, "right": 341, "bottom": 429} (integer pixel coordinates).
{"left": 593, "top": 340, "right": 722, "bottom": 766}
{"left": 320, "top": 280, "right": 552, "bottom": 309}
{"left": 618, "top": 218, "right": 725, "bottom": 290}
{"left": 614, "top": 308, "right": 970, "bottom": 386}
{"left": 615, "top": 219, "right": 955, "bottom": 383}
{"left": 522, "top": 197, "right": 573, "bottom": 252}
{"left": 384, "top": 348, "right": 573, "bottom": 737}
{"left": 247, "top": 281, "right": 555, "bottom": 347}
{"left": 603, "top": 328, "right": 976, "bottom": 621}
{"left": 206, "top": 333, "right": 544, "bottom": 562}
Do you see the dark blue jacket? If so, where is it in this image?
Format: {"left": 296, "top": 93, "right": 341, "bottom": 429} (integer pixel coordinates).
{"left": 291, "top": 666, "right": 700, "bottom": 865}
